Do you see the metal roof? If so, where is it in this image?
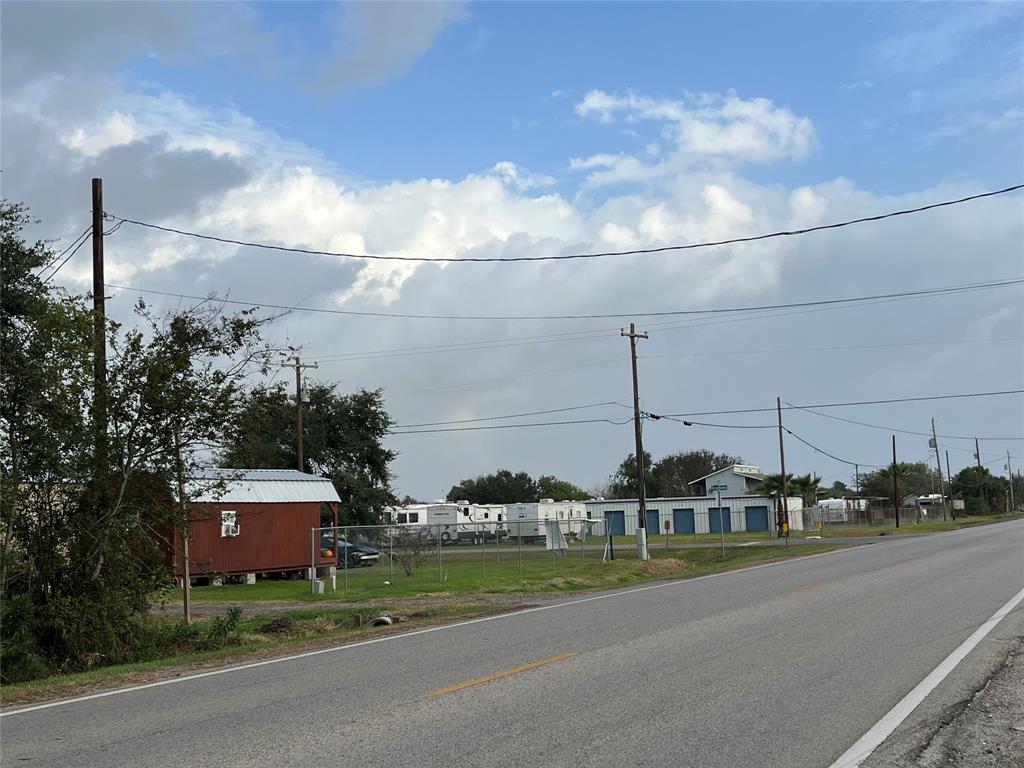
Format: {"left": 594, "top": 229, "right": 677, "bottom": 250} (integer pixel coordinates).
{"left": 689, "top": 464, "right": 766, "bottom": 484}
{"left": 183, "top": 469, "right": 341, "bottom": 504}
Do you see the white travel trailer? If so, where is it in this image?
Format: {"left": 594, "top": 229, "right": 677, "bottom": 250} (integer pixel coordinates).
{"left": 504, "top": 499, "right": 592, "bottom": 541}
{"left": 389, "top": 501, "right": 507, "bottom": 543}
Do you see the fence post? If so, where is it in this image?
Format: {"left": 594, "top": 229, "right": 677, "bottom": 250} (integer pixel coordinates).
{"left": 495, "top": 521, "right": 500, "bottom": 563}
{"left": 343, "top": 525, "right": 349, "bottom": 595}
{"left": 437, "top": 524, "right": 443, "bottom": 583}
{"left": 518, "top": 521, "right": 523, "bottom": 578}
{"left": 310, "top": 527, "right": 316, "bottom": 595}
{"left": 389, "top": 527, "right": 394, "bottom": 584}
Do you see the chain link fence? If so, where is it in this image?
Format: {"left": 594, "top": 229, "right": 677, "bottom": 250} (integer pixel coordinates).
{"left": 309, "top": 519, "right": 613, "bottom": 596}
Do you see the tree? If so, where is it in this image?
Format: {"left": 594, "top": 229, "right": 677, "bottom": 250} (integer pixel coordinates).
{"left": 950, "top": 466, "right": 1007, "bottom": 515}
{"left": 830, "top": 480, "right": 851, "bottom": 496}
{"left": 650, "top": 449, "right": 744, "bottom": 497}
{"left": 757, "top": 474, "right": 794, "bottom": 501}
{"left": 447, "top": 470, "right": 537, "bottom": 504}
{"left": 221, "top": 383, "right": 397, "bottom": 525}
{"left": 607, "top": 451, "right": 654, "bottom": 499}
{"left": 790, "top": 473, "right": 823, "bottom": 508}
{"left": 859, "top": 462, "right": 939, "bottom": 502}
{"left": 2, "top": 201, "right": 273, "bottom": 680}
{"left": 537, "top": 475, "right": 590, "bottom": 500}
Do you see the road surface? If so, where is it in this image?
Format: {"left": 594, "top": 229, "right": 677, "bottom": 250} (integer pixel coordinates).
{"left": 4, "top": 520, "right": 1023, "bottom": 768}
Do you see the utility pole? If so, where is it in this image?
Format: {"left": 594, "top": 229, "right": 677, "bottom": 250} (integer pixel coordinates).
{"left": 621, "top": 323, "right": 650, "bottom": 560}
{"left": 945, "top": 450, "right": 955, "bottom": 520}
{"left": 1007, "top": 451, "right": 1016, "bottom": 512}
{"left": 776, "top": 397, "right": 790, "bottom": 538}
{"left": 892, "top": 435, "right": 900, "bottom": 529}
{"left": 91, "top": 178, "right": 108, "bottom": 476}
{"left": 931, "top": 418, "right": 949, "bottom": 521}
{"left": 281, "top": 352, "right": 318, "bottom": 472}
{"left": 975, "top": 437, "right": 989, "bottom": 511}
{"left": 174, "top": 428, "right": 191, "bottom": 624}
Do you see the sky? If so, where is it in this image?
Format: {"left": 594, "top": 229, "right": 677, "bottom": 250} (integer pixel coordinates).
{"left": 3, "top": 1, "right": 1023, "bottom": 500}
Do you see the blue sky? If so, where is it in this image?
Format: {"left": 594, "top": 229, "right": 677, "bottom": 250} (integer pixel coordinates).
{"left": 113, "top": 2, "right": 1023, "bottom": 195}
{"left": 3, "top": 1, "right": 1022, "bottom": 498}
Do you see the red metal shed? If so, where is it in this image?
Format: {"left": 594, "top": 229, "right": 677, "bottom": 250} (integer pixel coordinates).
{"left": 171, "top": 469, "right": 340, "bottom": 579}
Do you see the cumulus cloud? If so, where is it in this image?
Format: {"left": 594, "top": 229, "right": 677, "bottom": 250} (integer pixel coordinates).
{"left": 570, "top": 90, "right": 815, "bottom": 185}
{"left": 314, "top": 1, "right": 467, "bottom": 90}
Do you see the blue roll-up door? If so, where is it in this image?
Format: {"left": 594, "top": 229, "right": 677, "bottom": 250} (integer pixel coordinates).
{"left": 605, "top": 510, "right": 625, "bottom": 536}
{"left": 745, "top": 506, "right": 769, "bottom": 531}
{"left": 645, "top": 509, "right": 659, "bottom": 534}
{"left": 709, "top": 507, "right": 732, "bottom": 533}
{"left": 672, "top": 508, "right": 695, "bottom": 534}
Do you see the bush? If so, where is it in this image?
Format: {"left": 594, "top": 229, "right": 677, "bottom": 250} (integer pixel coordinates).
{"left": 0, "top": 595, "right": 49, "bottom": 684}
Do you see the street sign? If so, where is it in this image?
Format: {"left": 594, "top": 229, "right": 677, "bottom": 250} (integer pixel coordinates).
{"left": 709, "top": 484, "right": 728, "bottom": 492}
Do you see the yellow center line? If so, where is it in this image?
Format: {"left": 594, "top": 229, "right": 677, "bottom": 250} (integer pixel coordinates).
{"left": 785, "top": 579, "right": 826, "bottom": 597}
{"left": 425, "top": 653, "right": 577, "bottom": 700}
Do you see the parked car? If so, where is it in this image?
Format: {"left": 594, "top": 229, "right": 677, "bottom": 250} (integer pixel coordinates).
{"left": 320, "top": 533, "right": 380, "bottom": 568}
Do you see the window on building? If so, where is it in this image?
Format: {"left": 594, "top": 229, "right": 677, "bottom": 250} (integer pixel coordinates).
{"left": 409, "top": 512, "right": 419, "bottom": 523}
{"left": 483, "top": 512, "right": 489, "bottom": 519}
{"left": 398, "top": 512, "right": 408, "bottom": 524}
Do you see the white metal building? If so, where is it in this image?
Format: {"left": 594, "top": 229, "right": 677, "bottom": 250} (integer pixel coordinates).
{"left": 689, "top": 464, "right": 766, "bottom": 497}
{"left": 585, "top": 495, "right": 804, "bottom": 536}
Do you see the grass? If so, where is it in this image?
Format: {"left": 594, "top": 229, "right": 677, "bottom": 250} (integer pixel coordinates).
{"left": 795, "top": 511, "right": 1024, "bottom": 538}
{"left": 0, "top": 602, "right": 510, "bottom": 707}
{"left": 184, "top": 541, "right": 848, "bottom": 604}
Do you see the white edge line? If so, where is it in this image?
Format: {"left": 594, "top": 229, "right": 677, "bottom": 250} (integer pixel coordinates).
{"left": 828, "top": 582, "right": 1024, "bottom": 768}
{"left": 2, "top": 543, "right": 869, "bottom": 717}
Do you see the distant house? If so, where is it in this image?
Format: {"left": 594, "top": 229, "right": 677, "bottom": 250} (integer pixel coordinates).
{"left": 689, "top": 464, "right": 766, "bottom": 497}
{"left": 169, "top": 469, "right": 341, "bottom": 582}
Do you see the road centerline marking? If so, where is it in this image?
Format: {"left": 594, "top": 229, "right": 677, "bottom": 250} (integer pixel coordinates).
{"left": 828, "top": 583, "right": 1024, "bottom": 768}
{"left": 425, "top": 653, "right": 576, "bottom": 700}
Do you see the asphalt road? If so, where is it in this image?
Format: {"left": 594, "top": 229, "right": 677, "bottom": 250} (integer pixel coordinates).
{"left": 4, "top": 520, "right": 1023, "bottom": 768}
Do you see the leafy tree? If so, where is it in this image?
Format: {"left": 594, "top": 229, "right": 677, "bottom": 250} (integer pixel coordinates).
{"left": 447, "top": 469, "right": 538, "bottom": 504}
{"left": 607, "top": 451, "right": 654, "bottom": 499}
{"left": 221, "top": 383, "right": 397, "bottom": 525}
{"left": 950, "top": 466, "right": 1007, "bottom": 515}
{"left": 859, "top": 462, "right": 939, "bottom": 502}
{"left": 650, "top": 449, "right": 744, "bottom": 497}
{"left": 2, "top": 201, "right": 273, "bottom": 680}
{"left": 830, "top": 480, "right": 851, "bottom": 495}
{"left": 537, "top": 475, "right": 590, "bottom": 500}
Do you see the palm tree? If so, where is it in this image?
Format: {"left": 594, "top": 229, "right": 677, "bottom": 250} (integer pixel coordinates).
{"left": 757, "top": 473, "right": 793, "bottom": 532}
{"left": 790, "top": 473, "right": 823, "bottom": 509}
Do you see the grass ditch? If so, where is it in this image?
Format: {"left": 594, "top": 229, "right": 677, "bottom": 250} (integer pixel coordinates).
{"left": 0, "top": 602, "right": 515, "bottom": 708}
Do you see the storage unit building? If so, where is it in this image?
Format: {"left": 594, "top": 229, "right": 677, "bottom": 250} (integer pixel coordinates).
{"left": 585, "top": 495, "right": 804, "bottom": 535}
{"left": 171, "top": 469, "right": 340, "bottom": 580}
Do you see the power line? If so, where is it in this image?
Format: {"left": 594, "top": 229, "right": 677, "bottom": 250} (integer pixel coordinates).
{"left": 42, "top": 231, "right": 92, "bottom": 284}
{"left": 393, "top": 401, "right": 629, "bottom": 428}
{"left": 649, "top": 414, "right": 776, "bottom": 429}
{"left": 104, "top": 277, "right": 1024, "bottom": 322}
{"left": 783, "top": 427, "right": 888, "bottom": 469}
{"left": 785, "top": 402, "right": 1024, "bottom": 442}
{"left": 660, "top": 389, "right": 1024, "bottom": 418}
{"left": 389, "top": 417, "right": 633, "bottom": 435}
{"left": 37, "top": 226, "right": 92, "bottom": 275}
{"left": 640, "top": 336, "right": 1024, "bottom": 361}
{"left": 107, "top": 183, "right": 1024, "bottom": 264}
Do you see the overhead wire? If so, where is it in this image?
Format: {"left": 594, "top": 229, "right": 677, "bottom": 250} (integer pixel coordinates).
{"left": 393, "top": 401, "right": 630, "bottom": 429}
{"left": 106, "top": 183, "right": 1024, "bottom": 264}
{"left": 102, "top": 277, "right": 1024, "bottom": 322}
{"left": 42, "top": 231, "right": 92, "bottom": 284}
{"left": 389, "top": 417, "right": 634, "bottom": 435}
{"left": 783, "top": 427, "right": 889, "bottom": 469}
{"left": 37, "top": 225, "right": 92, "bottom": 275}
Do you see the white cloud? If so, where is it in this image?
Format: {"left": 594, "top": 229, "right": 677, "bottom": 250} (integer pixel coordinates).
{"left": 570, "top": 89, "right": 815, "bottom": 185}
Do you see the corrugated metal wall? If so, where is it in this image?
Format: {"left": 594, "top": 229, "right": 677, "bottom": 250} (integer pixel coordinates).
{"left": 585, "top": 496, "right": 805, "bottom": 534}
{"left": 172, "top": 501, "right": 332, "bottom": 577}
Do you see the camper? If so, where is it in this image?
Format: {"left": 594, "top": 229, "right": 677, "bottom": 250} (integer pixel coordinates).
{"left": 389, "top": 501, "right": 507, "bottom": 543}
{"left": 505, "top": 499, "right": 592, "bottom": 541}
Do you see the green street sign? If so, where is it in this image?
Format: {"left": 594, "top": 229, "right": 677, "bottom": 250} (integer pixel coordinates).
{"left": 709, "top": 484, "right": 728, "bottom": 491}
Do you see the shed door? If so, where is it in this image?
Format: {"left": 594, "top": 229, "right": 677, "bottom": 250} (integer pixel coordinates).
{"left": 709, "top": 507, "right": 732, "bottom": 533}
{"left": 745, "top": 506, "right": 769, "bottom": 532}
{"left": 605, "top": 511, "right": 625, "bottom": 536}
{"left": 672, "top": 508, "right": 695, "bottom": 534}
{"left": 645, "top": 509, "right": 659, "bottom": 534}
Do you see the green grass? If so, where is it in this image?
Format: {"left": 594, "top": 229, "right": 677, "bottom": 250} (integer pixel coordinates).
{"left": 0, "top": 602, "right": 504, "bottom": 706}
{"left": 796, "top": 512, "right": 1023, "bottom": 538}
{"left": 185, "top": 541, "right": 848, "bottom": 604}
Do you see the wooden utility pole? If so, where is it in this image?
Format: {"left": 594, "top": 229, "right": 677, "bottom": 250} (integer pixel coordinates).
{"left": 891, "top": 435, "right": 900, "bottom": 528}
{"left": 776, "top": 397, "right": 790, "bottom": 537}
{"left": 975, "top": 437, "right": 989, "bottom": 510}
{"left": 1007, "top": 451, "right": 1016, "bottom": 512}
{"left": 174, "top": 428, "right": 191, "bottom": 624}
{"left": 91, "top": 178, "right": 108, "bottom": 474}
{"left": 931, "top": 418, "right": 949, "bottom": 521}
{"left": 621, "top": 323, "right": 649, "bottom": 560}
{"left": 281, "top": 352, "right": 318, "bottom": 472}
{"left": 945, "top": 450, "right": 955, "bottom": 520}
